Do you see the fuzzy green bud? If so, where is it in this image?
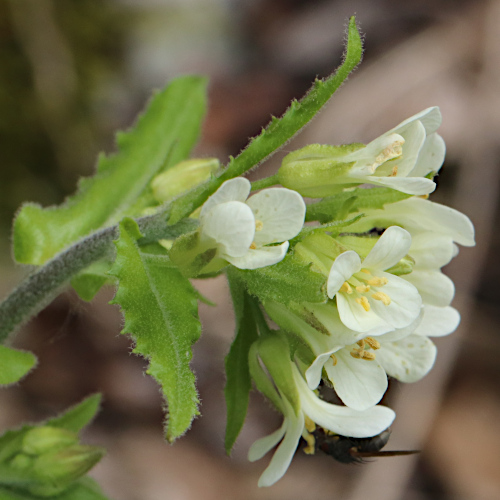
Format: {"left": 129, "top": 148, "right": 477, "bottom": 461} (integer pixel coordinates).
{"left": 152, "top": 158, "right": 220, "bottom": 202}
{"left": 278, "top": 143, "right": 364, "bottom": 197}
{"left": 28, "top": 444, "right": 105, "bottom": 497}
{"left": 22, "top": 427, "right": 79, "bottom": 456}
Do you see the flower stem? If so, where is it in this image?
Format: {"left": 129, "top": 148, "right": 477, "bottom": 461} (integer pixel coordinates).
{"left": 0, "top": 212, "right": 197, "bottom": 343}
{"left": 251, "top": 175, "right": 280, "bottom": 191}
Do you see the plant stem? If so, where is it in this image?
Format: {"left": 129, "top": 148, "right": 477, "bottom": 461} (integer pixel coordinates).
{"left": 251, "top": 175, "right": 280, "bottom": 191}
{"left": 0, "top": 212, "right": 196, "bottom": 343}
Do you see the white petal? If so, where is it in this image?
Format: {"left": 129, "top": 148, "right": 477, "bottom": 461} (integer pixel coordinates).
{"left": 414, "top": 305, "right": 460, "bottom": 337}
{"left": 305, "top": 347, "right": 343, "bottom": 390}
{"left": 403, "top": 270, "right": 454, "bottom": 307}
{"left": 409, "top": 233, "right": 455, "bottom": 269}
{"left": 327, "top": 251, "right": 361, "bottom": 298}
{"left": 391, "top": 107, "right": 442, "bottom": 135}
{"left": 200, "top": 177, "right": 251, "bottom": 219}
{"left": 363, "top": 175, "right": 436, "bottom": 195}
{"left": 410, "top": 133, "right": 446, "bottom": 177}
{"left": 325, "top": 349, "right": 387, "bottom": 411}
{"left": 337, "top": 293, "right": 394, "bottom": 333}
{"left": 226, "top": 242, "right": 289, "bottom": 270}
{"left": 248, "top": 420, "right": 287, "bottom": 462}
{"left": 376, "top": 335, "right": 437, "bottom": 383}
{"left": 295, "top": 368, "right": 395, "bottom": 437}
{"left": 369, "top": 273, "right": 422, "bottom": 329}
{"left": 376, "top": 311, "right": 423, "bottom": 342}
{"left": 246, "top": 188, "right": 306, "bottom": 245}
{"left": 362, "top": 226, "right": 412, "bottom": 271}
{"left": 257, "top": 412, "right": 304, "bottom": 487}
{"left": 394, "top": 120, "right": 426, "bottom": 177}
{"left": 200, "top": 201, "right": 255, "bottom": 257}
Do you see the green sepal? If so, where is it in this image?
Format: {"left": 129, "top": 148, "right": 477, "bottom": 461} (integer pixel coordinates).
{"left": 14, "top": 76, "right": 207, "bottom": 265}
{"left": 169, "top": 231, "right": 218, "bottom": 278}
{"left": 168, "top": 16, "right": 363, "bottom": 225}
{"left": 0, "top": 346, "right": 37, "bottom": 386}
{"left": 256, "top": 332, "right": 300, "bottom": 416}
{"left": 278, "top": 143, "right": 364, "bottom": 197}
{"left": 109, "top": 218, "right": 201, "bottom": 442}
{"left": 233, "top": 252, "right": 327, "bottom": 306}
{"left": 224, "top": 271, "right": 260, "bottom": 454}
{"left": 305, "top": 187, "right": 412, "bottom": 224}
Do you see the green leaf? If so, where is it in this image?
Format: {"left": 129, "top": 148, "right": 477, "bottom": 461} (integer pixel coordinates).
{"left": 0, "top": 346, "right": 37, "bottom": 386}
{"left": 168, "top": 16, "right": 363, "bottom": 224}
{"left": 224, "top": 272, "right": 259, "bottom": 454}
{"left": 306, "top": 187, "right": 411, "bottom": 223}
{"left": 46, "top": 395, "right": 102, "bottom": 434}
{"left": 234, "top": 253, "right": 327, "bottom": 306}
{"left": 70, "top": 261, "right": 115, "bottom": 302}
{"left": 109, "top": 218, "right": 201, "bottom": 441}
{"left": 14, "top": 76, "right": 207, "bottom": 265}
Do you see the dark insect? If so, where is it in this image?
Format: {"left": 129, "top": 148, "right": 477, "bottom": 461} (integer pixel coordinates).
{"left": 312, "top": 428, "right": 419, "bottom": 464}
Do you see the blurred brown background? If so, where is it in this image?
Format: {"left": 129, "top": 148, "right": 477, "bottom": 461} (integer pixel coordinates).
{"left": 0, "top": 1, "right": 499, "bottom": 499}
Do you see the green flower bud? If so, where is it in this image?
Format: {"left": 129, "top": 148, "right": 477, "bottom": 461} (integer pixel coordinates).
{"left": 294, "top": 232, "right": 346, "bottom": 276}
{"left": 28, "top": 444, "right": 105, "bottom": 497}
{"left": 22, "top": 427, "right": 79, "bottom": 456}
{"left": 151, "top": 158, "right": 220, "bottom": 202}
{"left": 278, "top": 144, "right": 364, "bottom": 197}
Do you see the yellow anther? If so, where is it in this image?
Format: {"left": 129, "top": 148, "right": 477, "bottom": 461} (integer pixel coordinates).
{"left": 361, "top": 351, "right": 376, "bottom": 361}
{"left": 249, "top": 242, "right": 257, "bottom": 250}
{"left": 357, "top": 339, "right": 366, "bottom": 348}
{"left": 303, "top": 433, "right": 316, "bottom": 455}
{"left": 371, "top": 291, "right": 391, "bottom": 306}
{"left": 375, "top": 141, "right": 404, "bottom": 165}
{"left": 350, "top": 348, "right": 362, "bottom": 359}
{"left": 355, "top": 296, "right": 370, "bottom": 312}
{"left": 418, "top": 194, "right": 430, "bottom": 199}
{"left": 360, "top": 269, "right": 371, "bottom": 274}
{"left": 367, "top": 277, "right": 389, "bottom": 287}
{"left": 389, "top": 165, "right": 398, "bottom": 177}
{"left": 304, "top": 416, "right": 316, "bottom": 433}
{"left": 365, "top": 337, "right": 381, "bottom": 350}
{"left": 339, "top": 281, "right": 353, "bottom": 294}
{"left": 255, "top": 220, "right": 264, "bottom": 231}
{"left": 330, "top": 353, "right": 338, "bottom": 366}
{"left": 355, "top": 285, "right": 370, "bottom": 293}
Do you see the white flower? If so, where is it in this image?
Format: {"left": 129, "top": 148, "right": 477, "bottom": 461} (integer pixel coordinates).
{"left": 199, "top": 177, "right": 306, "bottom": 270}
{"left": 340, "top": 107, "right": 445, "bottom": 195}
{"left": 248, "top": 362, "right": 395, "bottom": 487}
{"left": 327, "top": 226, "right": 422, "bottom": 333}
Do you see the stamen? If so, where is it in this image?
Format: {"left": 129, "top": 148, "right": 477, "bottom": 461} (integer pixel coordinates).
{"left": 303, "top": 433, "right": 316, "bottom": 455}
{"left": 255, "top": 220, "right": 264, "bottom": 231}
{"left": 360, "top": 268, "right": 371, "bottom": 274}
{"left": 350, "top": 348, "right": 362, "bottom": 359}
{"left": 418, "top": 194, "right": 430, "bottom": 199}
{"left": 365, "top": 337, "right": 381, "bottom": 350}
{"left": 340, "top": 281, "right": 353, "bottom": 294}
{"left": 249, "top": 242, "right": 257, "bottom": 250}
{"left": 374, "top": 141, "right": 404, "bottom": 165}
{"left": 367, "top": 277, "right": 389, "bottom": 287}
{"left": 371, "top": 291, "right": 391, "bottom": 305}
{"left": 330, "top": 353, "right": 338, "bottom": 366}
{"left": 389, "top": 165, "right": 398, "bottom": 177}
{"left": 355, "top": 296, "right": 370, "bottom": 312}
{"left": 361, "top": 351, "right": 376, "bottom": 361}
{"left": 357, "top": 339, "right": 366, "bottom": 348}
{"left": 304, "top": 416, "right": 316, "bottom": 433}
{"left": 356, "top": 284, "right": 370, "bottom": 293}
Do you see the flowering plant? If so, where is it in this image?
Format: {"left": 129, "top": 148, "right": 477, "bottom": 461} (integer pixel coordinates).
{"left": 0, "top": 16, "right": 474, "bottom": 496}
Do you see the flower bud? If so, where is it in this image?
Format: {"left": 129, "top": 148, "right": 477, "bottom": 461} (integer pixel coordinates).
{"left": 29, "top": 444, "right": 105, "bottom": 497}
{"left": 22, "top": 426, "right": 79, "bottom": 456}
{"left": 151, "top": 158, "right": 220, "bottom": 202}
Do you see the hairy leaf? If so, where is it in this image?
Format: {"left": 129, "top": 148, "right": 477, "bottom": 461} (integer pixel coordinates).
{"left": 224, "top": 271, "right": 259, "bottom": 454}
{"left": 0, "top": 346, "right": 37, "bottom": 386}
{"left": 14, "top": 76, "right": 207, "bottom": 265}
{"left": 168, "top": 16, "right": 363, "bottom": 224}
{"left": 234, "top": 253, "right": 327, "bottom": 306}
{"left": 109, "top": 218, "right": 201, "bottom": 441}
{"left": 306, "top": 187, "right": 411, "bottom": 223}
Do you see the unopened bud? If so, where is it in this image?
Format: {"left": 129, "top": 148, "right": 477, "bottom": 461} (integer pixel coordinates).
{"left": 386, "top": 255, "right": 415, "bottom": 276}
{"left": 22, "top": 427, "right": 79, "bottom": 456}
{"left": 152, "top": 158, "right": 220, "bottom": 202}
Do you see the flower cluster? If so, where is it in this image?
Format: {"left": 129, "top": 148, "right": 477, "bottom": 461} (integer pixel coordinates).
{"left": 194, "top": 108, "right": 474, "bottom": 487}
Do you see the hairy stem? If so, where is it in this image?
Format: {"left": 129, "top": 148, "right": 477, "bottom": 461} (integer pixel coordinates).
{"left": 0, "top": 211, "right": 197, "bottom": 342}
